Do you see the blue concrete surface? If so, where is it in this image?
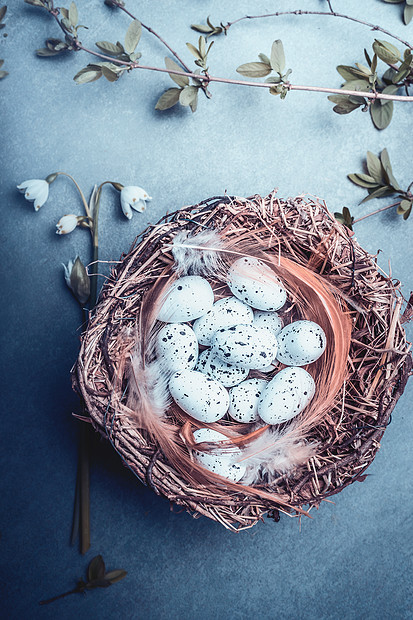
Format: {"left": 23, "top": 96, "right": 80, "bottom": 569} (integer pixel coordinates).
{"left": 1, "top": 1, "right": 412, "bottom": 618}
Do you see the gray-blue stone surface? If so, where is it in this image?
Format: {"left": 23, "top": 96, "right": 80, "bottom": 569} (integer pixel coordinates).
{"left": 1, "top": 1, "right": 412, "bottom": 618}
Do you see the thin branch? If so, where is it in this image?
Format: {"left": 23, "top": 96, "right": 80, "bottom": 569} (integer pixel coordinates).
{"left": 353, "top": 200, "right": 401, "bottom": 224}
{"left": 226, "top": 10, "right": 413, "bottom": 50}
{"left": 75, "top": 46, "right": 413, "bottom": 102}
{"left": 113, "top": 1, "right": 192, "bottom": 73}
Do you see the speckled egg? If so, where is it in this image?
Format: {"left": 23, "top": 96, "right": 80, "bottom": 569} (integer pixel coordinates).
{"left": 193, "top": 296, "right": 254, "bottom": 346}
{"left": 212, "top": 324, "right": 278, "bottom": 370}
{"left": 193, "top": 428, "right": 246, "bottom": 481}
{"left": 168, "top": 370, "right": 229, "bottom": 423}
{"left": 155, "top": 324, "right": 198, "bottom": 372}
{"left": 228, "top": 378, "right": 268, "bottom": 423}
{"left": 258, "top": 367, "right": 315, "bottom": 425}
{"left": 157, "top": 276, "right": 214, "bottom": 323}
{"left": 276, "top": 320, "right": 327, "bottom": 366}
{"left": 195, "top": 348, "right": 249, "bottom": 387}
{"left": 253, "top": 310, "right": 283, "bottom": 337}
{"left": 227, "top": 256, "right": 287, "bottom": 311}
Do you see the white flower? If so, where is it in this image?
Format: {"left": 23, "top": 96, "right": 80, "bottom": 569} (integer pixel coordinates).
{"left": 17, "top": 179, "right": 50, "bottom": 211}
{"left": 56, "top": 214, "right": 79, "bottom": 235}
{"left": 120, "top": 186, "right": 152, "bottom": 219}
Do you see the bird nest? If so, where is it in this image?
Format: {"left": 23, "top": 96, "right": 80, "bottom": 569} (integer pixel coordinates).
{"left": 74, "top": 192, "right": 412, "bottom": 531}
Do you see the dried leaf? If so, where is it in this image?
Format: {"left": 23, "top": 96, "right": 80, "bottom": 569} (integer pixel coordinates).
{"left": 0, "top": 69, "right": 8, "bottom": 79}
{"left": 101, "top": 65, "right": 119, "bottom": 82}
{"left": 270, "top": 40, "right": 285, "bottom": 74}
{"left": 404, "top": 4, "right": 413, "bottom": 23}
{"left": 236, "top": 62, "right": 272, "bottom": 77}
{"left": 360, "top": 185, "right": 394, "bottom": 203}
{"left": 347, "top": 173, "right": 380, "bottom": 188}
{"left": 124, "top": 20, "right": 142, "bottom": 55}
{"left": 380, "top": 148, "right": 401, "bottom": 190}
{"left": 155, "top": 87, "right": 181, "bottom": 110}
{"left": 186, "top": 42, "right": 203, "bottom": 61}
{"left": 164, "top": 57, "right": 189, "bottom": 87}
{"left": 328, "top": 94, "right": 363, "bottom": 114}
{"left": 0, "top": 6, "right": 6, "bottom": 21}
{"left": 258, "top": 53, "right": 271, "bottom": 66}
{"left": 337, "top": 65, "right": 370, "bottom": 81}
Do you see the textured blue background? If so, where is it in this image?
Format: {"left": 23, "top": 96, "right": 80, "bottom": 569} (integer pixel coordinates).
{"left": 1, "top": 1, "right": 412, "bottom": 618}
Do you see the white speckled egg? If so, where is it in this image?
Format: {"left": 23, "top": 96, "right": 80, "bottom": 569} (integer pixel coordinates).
{"left": 193, "top": 428, "right": 246, "bottom": 481}
{"left": 227, "top": 256, "right": 287, "bottom": 311}
{"left": 156, "top": 324, "right": 198, "bottom": 372}
{"left": 258, "top": 367, "right": 315, "bottom": 425}
{"left": 276, "top": 320, "right": 326, "bottom": 366}
{"left": 212, "top": 324, "right": 278, "bottom": 370}
{"left": 193, "top": 296, "right": 254, "bottom": 346}
{"left": 253, "top": 310, "right": 283, "bottom": 337}
{"left": 228, "top": 378, "right": 268, "bottom": 423}
{"left": 169, "top": 370, "right": 229, "bottom": 423}
{"left": 157, "top": 276, "right": 214, "bottom": 323}
{"left": 195, "top": 348, "right": 249, "bottom": 387}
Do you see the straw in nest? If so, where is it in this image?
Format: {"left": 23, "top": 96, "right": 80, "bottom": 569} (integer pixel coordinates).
{"left": 74, "top": 192, "right": 412, "bottom": 531}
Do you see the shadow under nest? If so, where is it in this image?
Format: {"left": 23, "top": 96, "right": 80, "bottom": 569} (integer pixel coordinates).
{"left": 74, "top": 192, "right": 412, "bottom": 531}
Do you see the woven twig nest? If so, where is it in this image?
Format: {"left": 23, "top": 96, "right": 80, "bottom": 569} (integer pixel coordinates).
{"left": 74, "top": 193, "right": 412, "bottom": 531}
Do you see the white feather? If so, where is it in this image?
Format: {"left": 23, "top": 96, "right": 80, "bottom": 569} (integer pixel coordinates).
{"left": 238, "top": 425, "right": 318, "bottom": 485}
{"left": 171, "top": 229, "right": 226, "bottom": 276}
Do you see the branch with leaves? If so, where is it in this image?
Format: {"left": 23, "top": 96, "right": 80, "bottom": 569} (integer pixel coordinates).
{"left": 25, "top": 0, "right": 413, "bottom": 120}
{"left": 0, "top": 5, "right": 8, "bottom": 79}
{"left": 39, "top": 555, "right": 126, "bottom": 605}
{"left": 335, "top": 148, "right": 412, "bottom": 229}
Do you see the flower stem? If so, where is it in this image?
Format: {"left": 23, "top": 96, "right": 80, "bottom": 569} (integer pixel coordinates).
{"left": 352, "top": 201, "right": 401, "bottom": 224}
{"left": 79, "top": 423, "right": 90, "bottom": 555}
{"left": 39, "top": 587, "right": 82, "bottom": 605}
{"left": 55, "top": 172, "right": 91, "bottom": 219}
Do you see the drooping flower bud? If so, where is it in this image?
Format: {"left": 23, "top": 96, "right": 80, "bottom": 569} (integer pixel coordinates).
{"left": 63, "top": 256, "right": 90, "bottom": 305}
{"left": 56, "top": 214, "right": 80, "bottom": 235}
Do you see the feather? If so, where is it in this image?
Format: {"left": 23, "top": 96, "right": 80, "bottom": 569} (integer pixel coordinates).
{"left": 237, "top": 424, "right": 318, "bottom": 485}
{"left": 171, "top": 229, "right": 227, "bottom": 276}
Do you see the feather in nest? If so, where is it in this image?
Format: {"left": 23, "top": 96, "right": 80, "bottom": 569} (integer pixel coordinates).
{"left": 123, "top": 227, "right": 351, "bottom": 501}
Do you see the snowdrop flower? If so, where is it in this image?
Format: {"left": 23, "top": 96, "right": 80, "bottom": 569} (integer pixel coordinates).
{"left": 63, "top": 256, "right": 90, "bottom": 305}
{"left": 120, "top": 185, "right": 152, "bottom": 219}
{"left": 56, "top": 214, "right": 79, "bottom": 235}
{"left": 17, "top": 178, "right": 50, "bottom": 211}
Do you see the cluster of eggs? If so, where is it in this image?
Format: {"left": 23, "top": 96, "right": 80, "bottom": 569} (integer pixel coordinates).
{"left": 155, "top": 257, "right": 326, "bottom": 480}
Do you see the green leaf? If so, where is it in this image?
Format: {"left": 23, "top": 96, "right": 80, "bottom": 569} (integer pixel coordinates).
{"left": 69, "top": 1, "right": 78, "bottom": 27}
{"left": 372, "top": 40, "right": 401, "bottom": 64}
{"left": 381, "top": 0, "right": 404, "bottom": 3}
{"left": 392, "top": 64, "right": 410, "bottom": 83}
{"left": 398, "top": 199, "right": 412, "bottom": 213}
{"left": 189, "top": 89, "right": 198, "bottom": 113}
{"left": 60, "top": 7, "right": 69, "bottom": 19}
{"left": 380, "top": 84, "right": 399, "bottom": 104}
{"left": 104, "top": 570, "right": 127, "bottom": 584}
{"left": 342, "top": 79, "right": 371, "bottom": 91}
{"left": 199, "top": 36, "right": 206, "bottom": 58}
{"left": 258, "top": 53, "right": 271, "bottom": 66}
{"left": 355, "top": 62, "right": 371, "bottom": 76}
{"left": 155, "top": 87, "right": 182, "bottom": 110}
{"left": 191, "top": 24, "right": 214, "bottom": 34}
{"left": 164, "top": 57, "right": 189, "bottom": 87}
{"left": 124, "top": 20, "right": 142, "bottom": 55}
{"left": 186, "top": 42, "right": 203, "bottom": 61}
{"left": 380, "top": 148, "right": 401, "bottom": 190}
{"left": 179, "top": 85, "right": 199, "bottom": 106}
{"left": 73, "top": 66, "right": 102, "bottom": 84}
{"left": 370, "top": 99, "right": 393, "bottom": 129}
{"left": 270, "top": 40, "right": 285, "bottom": 74}
{"left": 36, "top": 48, "right": 62, "bottom": 56}
{"left": 334, "top": 212, "right": 345, "bottom": 224}
{"left": 101, "top": 65, "right": 119, "bottom": 82}
{"left": 265, "top": 75, "right": 282, "bottom": 83}
{"left": 0, "top": 69, "right": 8, "bottom": 79}
{"left": 328, "top": 94, "right": 363, "bottom": 114}
{"left": 347, "top": 173, "right": 380, "bottom": 188}
{"left": 88, "top": 555, "right": 106, "bottom": 581}
{"left": 360, "top": 185, "right": 394, "bottom": 203}
{"left": 337, "top": 65, "right": 370, "bottom": 81}
{"left": 95, "top": 41, "right": 123, "bottom": 56}
{"left": 24, "top": 0, "right": 45, "bottom": 6}
{"left": 366, "top": 151, "right": 384, "bottom": 182}
{"left": 404, "top": 5, "right": 413, "bottom": 24}
{"left": 236, "top": 62, "right": 272, "bottom": 77}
